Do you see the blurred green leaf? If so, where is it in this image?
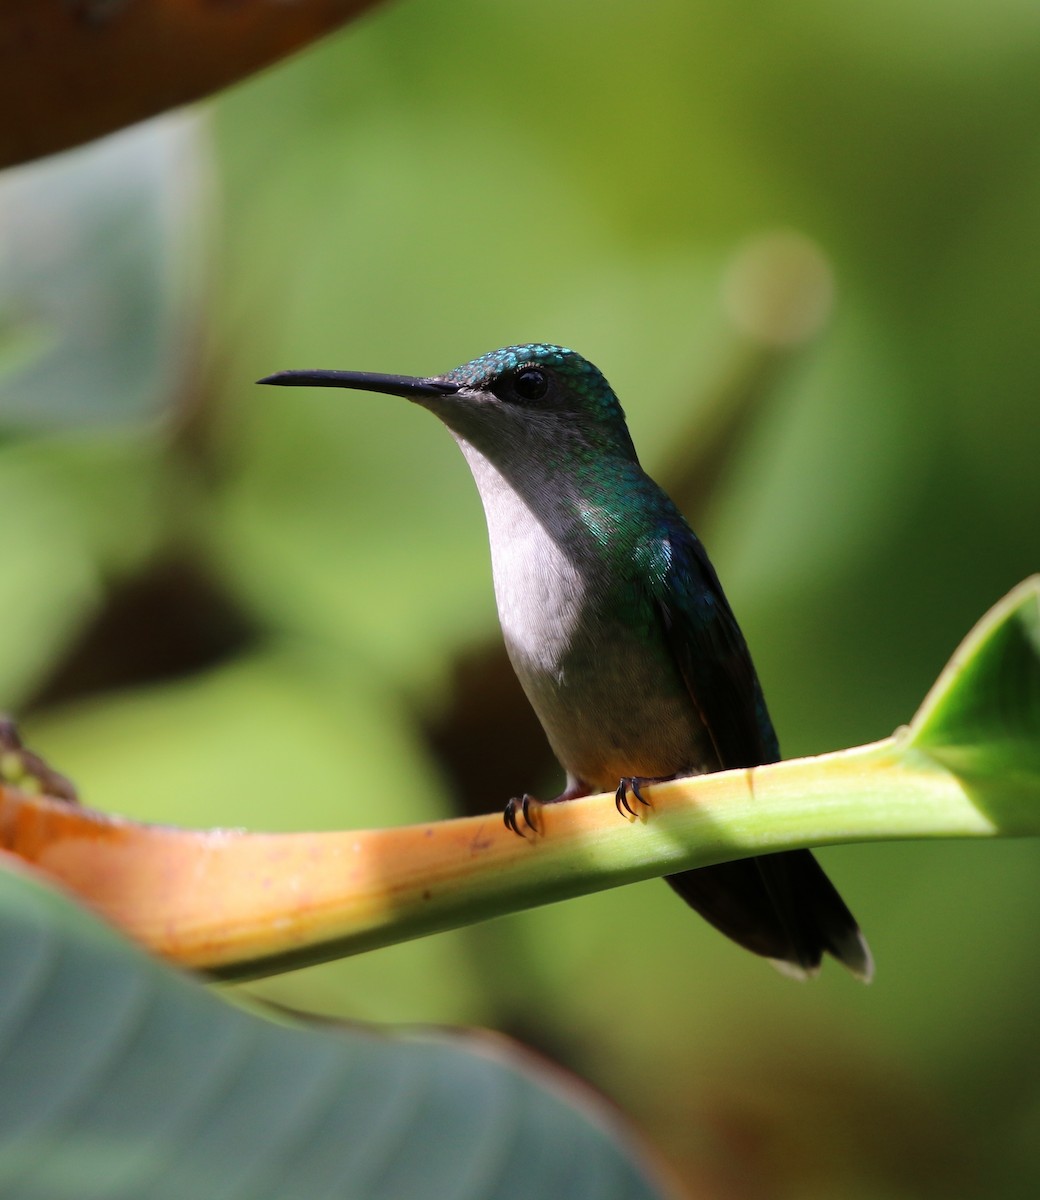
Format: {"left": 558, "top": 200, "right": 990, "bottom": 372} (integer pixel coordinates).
{"left": 0, "top": 434, "right": 167, "bottom": 707}
{"left": 0, "top": 117, "right": 206, "bottom": 431}
{"left": 0, "top": 861, "right": 669, "bottom": 1200}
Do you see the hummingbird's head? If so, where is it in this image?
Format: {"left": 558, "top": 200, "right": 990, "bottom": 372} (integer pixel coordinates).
{"left": 258, "top": 344, "right": 639, "bottom": 467}
{"left": 438, "top": 343, "right": 638, "bottom": 462}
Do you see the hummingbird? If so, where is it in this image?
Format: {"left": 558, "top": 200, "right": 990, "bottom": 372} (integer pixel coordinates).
{"left": 259, "top": 344, "right": 872, "bottom": 980}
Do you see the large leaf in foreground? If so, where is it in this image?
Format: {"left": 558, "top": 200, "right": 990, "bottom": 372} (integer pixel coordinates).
{"left": 0, "top": 861, "right": 669, "bottom": 1200}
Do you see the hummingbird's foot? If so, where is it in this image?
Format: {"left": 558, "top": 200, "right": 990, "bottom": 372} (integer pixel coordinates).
{"left": 615, "top": 775, "right": 668, "bottom": 818}
{"left": 504, "top": 793, "right": 542, "bottom": 837}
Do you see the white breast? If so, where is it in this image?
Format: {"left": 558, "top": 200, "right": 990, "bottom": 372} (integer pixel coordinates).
{"left": 457, "top": 439, "right": 587, "bottom": 680}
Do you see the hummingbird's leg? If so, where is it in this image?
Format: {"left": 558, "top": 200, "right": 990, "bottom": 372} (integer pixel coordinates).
{"left": 615, "top": 774, "right": 677, "bottom": 817}
{"left": 504, "top": 793, "right": 543, "bottom": 837}
{"left": 553, "top": 779, "right": 593, "bottom": 803}
{"left": 503, "top": 777, "right": 593, "bottom": 837}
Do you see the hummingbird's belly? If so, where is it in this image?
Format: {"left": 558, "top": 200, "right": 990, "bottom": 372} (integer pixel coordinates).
{"left": 505, "top": 610, "right": 714, "bottom": 793}
{"left": 485, "top": 490, "right": 713, "bottom": 790}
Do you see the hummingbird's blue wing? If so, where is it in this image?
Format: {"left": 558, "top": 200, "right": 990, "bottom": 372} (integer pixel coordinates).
{"left": 643, "top": 523, "right": 872, "bottom": 980}
{"left": 648, "top": 525, "right": 779, "bottom": 770}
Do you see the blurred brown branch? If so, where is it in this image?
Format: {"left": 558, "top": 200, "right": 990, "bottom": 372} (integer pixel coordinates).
{"left": 0, "top": 0, "right": 385, "bottom": 168}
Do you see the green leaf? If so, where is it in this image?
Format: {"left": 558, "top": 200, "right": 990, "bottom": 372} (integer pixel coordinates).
{"left": 0, "top": 119, "right": 205, "bottom": 432}
{"left": 0, "top": 861, "right": 668, "bottom": 1200}
{"left": 909, "top": 575, "right": 1040, "bottom": 831}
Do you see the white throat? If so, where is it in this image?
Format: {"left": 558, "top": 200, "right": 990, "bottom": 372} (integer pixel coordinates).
{"left": 452, "top": 435, "right": 589, "bottom": 676}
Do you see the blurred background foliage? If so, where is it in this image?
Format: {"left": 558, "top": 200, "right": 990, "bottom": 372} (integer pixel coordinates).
{"left": 1, "top": 1, "right": 1039, "bottom": 1196}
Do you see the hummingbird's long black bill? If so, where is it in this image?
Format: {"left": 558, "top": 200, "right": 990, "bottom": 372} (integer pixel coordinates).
{"left": 257, "top": 369, "right": 460, "bottom": 400}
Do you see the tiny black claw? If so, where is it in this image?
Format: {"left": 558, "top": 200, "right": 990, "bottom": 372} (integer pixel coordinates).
{"left": 503, "top": 797, "right": 523, "bottom": 836}
{"left": 629, "top": 778, "right": 650, "bottom": 807}
{"left": 504, "top": 793, "right": 540, "bottom": 837}
{"left": 615, "top": 781, "right": 635, "bottom": 817}
{"left": 615, "top": 776, "right": 655, "bottom": 818}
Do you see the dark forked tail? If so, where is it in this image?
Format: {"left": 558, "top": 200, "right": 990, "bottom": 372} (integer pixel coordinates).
{"left": 666, "top": 850, "right": 873, "bottom": 980}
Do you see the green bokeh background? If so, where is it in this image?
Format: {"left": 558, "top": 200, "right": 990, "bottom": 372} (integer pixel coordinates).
{"left": 2, "top": 2, "right": 1039, "bottom": 1195}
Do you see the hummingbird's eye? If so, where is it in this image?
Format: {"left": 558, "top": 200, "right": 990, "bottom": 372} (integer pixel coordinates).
{"left": 512, "top": 367, "right": 549, "bottom": 402}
